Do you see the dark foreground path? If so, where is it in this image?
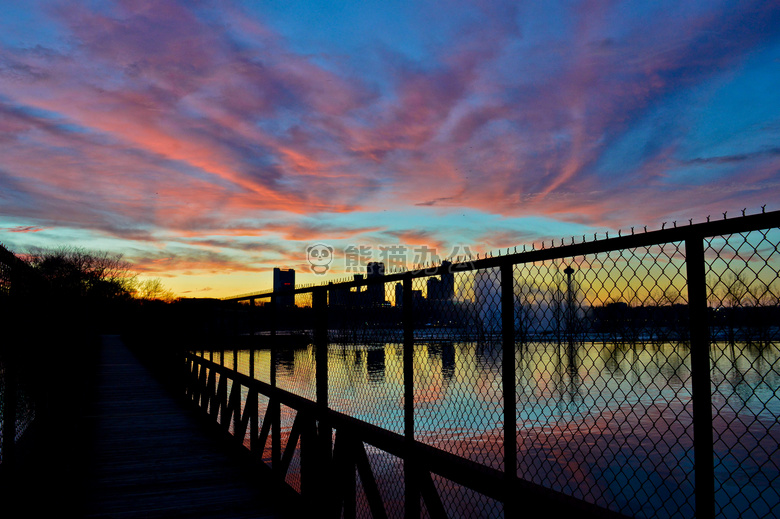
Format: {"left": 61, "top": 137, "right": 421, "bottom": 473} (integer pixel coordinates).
{"left": 82, "top": 335, "right": 290, "bottom": 518}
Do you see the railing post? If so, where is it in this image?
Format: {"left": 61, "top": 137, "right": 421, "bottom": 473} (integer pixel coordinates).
{"left": 402, "top": 273, "right": 419, "bottom": 518}
{"left": 686, "top": 235, "right": 715, "bottom": 519}
{"left": 500, "top": 263, "right": 518, "bottom": 516}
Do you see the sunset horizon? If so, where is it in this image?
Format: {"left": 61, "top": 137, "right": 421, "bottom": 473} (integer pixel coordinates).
{"left": 1, "top": 1, "right": 779, "bottom": 298}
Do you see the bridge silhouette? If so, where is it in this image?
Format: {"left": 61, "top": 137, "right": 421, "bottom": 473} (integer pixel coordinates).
{"left": 2, "top": 209, "right": 780, "bottom": 518}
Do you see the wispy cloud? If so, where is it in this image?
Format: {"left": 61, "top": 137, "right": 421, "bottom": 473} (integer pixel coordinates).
{"left": 0, "top": 225, "right": 48, "bottom": 233}
{"left": 1, "top": 0, "right": 779, "bottom": 295}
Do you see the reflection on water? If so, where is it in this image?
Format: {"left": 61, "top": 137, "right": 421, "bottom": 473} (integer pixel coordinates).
{"left": 205, "top": 340, "right": 779, "bottom": 519}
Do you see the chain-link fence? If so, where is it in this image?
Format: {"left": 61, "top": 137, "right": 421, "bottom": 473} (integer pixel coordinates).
{"left": 186, "top": 210, "right": 780, "bottom": 519}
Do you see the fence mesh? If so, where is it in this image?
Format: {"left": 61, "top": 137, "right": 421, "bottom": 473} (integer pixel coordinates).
{"left": 414, "top": 269, "right": 504, "bottom": 470}
{"left": 328, "top": 283, "right": 405, "bottom": 433}
{"left": 512, "top": 245, "right": 696, "bottom": 518}
{"left": 706, "top": 228, "right": 780, "bottom": 519}
{"left": 186, "top": 215, "right": 780, "bottom": 519}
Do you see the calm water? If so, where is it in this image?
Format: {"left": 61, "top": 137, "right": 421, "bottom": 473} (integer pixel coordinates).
{"left": 201, "top": 340, "right": 780, "bottom": 519}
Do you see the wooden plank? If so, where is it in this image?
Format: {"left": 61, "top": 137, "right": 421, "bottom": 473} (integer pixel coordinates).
{"left": 82, "top": 336, "right": 291, "bottom": 518}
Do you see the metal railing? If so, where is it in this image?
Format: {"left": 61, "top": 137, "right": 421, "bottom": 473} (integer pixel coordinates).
{"left": 184, "top": 209, "right": 780, "bottom": 519}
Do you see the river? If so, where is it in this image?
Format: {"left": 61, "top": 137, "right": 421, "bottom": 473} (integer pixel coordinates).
{"left": 200, "top": 339, "right": 779, "bottom": 519}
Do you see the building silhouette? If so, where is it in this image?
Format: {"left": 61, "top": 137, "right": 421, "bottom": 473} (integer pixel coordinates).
{"left": 426, "top": 261, "right": 455, "bottom": 301}
{"left": 273, "top": 267, "right": 295, "bottom": 307}
{"left": 367, "top": 262, "right": 385, "bottom": 306}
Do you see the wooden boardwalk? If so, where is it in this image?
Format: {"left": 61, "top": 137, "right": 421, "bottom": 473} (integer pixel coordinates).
{"left": 81, "top": 335, "right": 291, "bottom": 518}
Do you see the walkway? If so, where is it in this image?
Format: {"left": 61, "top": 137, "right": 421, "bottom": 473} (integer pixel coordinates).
{"left": 81, "top": 335, "right": 290, "bottom": 518}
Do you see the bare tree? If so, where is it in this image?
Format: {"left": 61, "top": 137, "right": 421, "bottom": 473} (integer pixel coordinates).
{"left": 135, "top": 278, "right": 178, "bottom": 302}
{"left": 24, "top": 246, "right": 136, "bottom": 300}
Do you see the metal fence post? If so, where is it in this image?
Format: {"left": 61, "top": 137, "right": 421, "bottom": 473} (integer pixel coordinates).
{"left": 249, "top": 297, "right": 256, "bottom": 338}
{"left": 402, "top": 273, "right": 419, "bottom": 518}
{"left": 248, "top": 299, "right": 258, "bottom": 452}
{"left": 270, "top": 294, "right": 282, "bottom": 479}
{"left": 314, "top": 287, "right": 329, "bottom": 409}
{"left": 500, "top": 263, "right": 518, "bottom": 516}
{"left": 686, "top": 235, "right": 715, "bottom": 519}
{"left": 313, "top": 286, "right": 331, "bottom": 497}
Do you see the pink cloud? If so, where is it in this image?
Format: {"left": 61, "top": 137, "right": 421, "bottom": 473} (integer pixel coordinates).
{"left": 1, "top": 225, "right": 48, "bottom": 233}
{"left": 0, "top": 0, "right": 778, "bottom": 281}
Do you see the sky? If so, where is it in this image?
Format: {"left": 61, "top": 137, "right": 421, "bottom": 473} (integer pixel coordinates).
{"left": 1, "top": 1, "right": 779, "bottom": 298}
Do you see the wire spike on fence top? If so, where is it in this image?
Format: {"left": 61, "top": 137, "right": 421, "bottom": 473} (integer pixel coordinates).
{"left": 723, "top": 211, "right": 728, "bottom": 219}
{"left": 762, "top": 204, "right": 767, "bottom": 213}
{"left": 631, "top": 227, "right": 635, "bottom": 235}
{"left": 742, "top": 208, "right": 747, "bottom": 216}
{"left": 689, "top": 219, "right": 693, "bottom": 225}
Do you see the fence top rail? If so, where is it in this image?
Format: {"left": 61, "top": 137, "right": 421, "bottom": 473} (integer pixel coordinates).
{"left": 223, "top": 209, "right": 780, "bottom": 302}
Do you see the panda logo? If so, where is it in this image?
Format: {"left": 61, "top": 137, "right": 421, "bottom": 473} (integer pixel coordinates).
{"left": 307, "top": 243, "right": 333, "bottom": 274}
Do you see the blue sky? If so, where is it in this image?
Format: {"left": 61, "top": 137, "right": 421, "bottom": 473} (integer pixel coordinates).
{"left": 0, "top": 0, "right": 779, "bottom": 297}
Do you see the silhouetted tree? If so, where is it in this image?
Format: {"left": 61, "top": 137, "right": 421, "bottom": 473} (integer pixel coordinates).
{"left": 24, "top": 246, "right": 136, "bottom": 302}
{"left": 134, "top": 277, "right": 177, "bottom": 302}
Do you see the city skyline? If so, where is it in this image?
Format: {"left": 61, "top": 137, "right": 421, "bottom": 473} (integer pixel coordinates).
{"left": 1, "top": 1, "right": 779, "bottom": 298}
